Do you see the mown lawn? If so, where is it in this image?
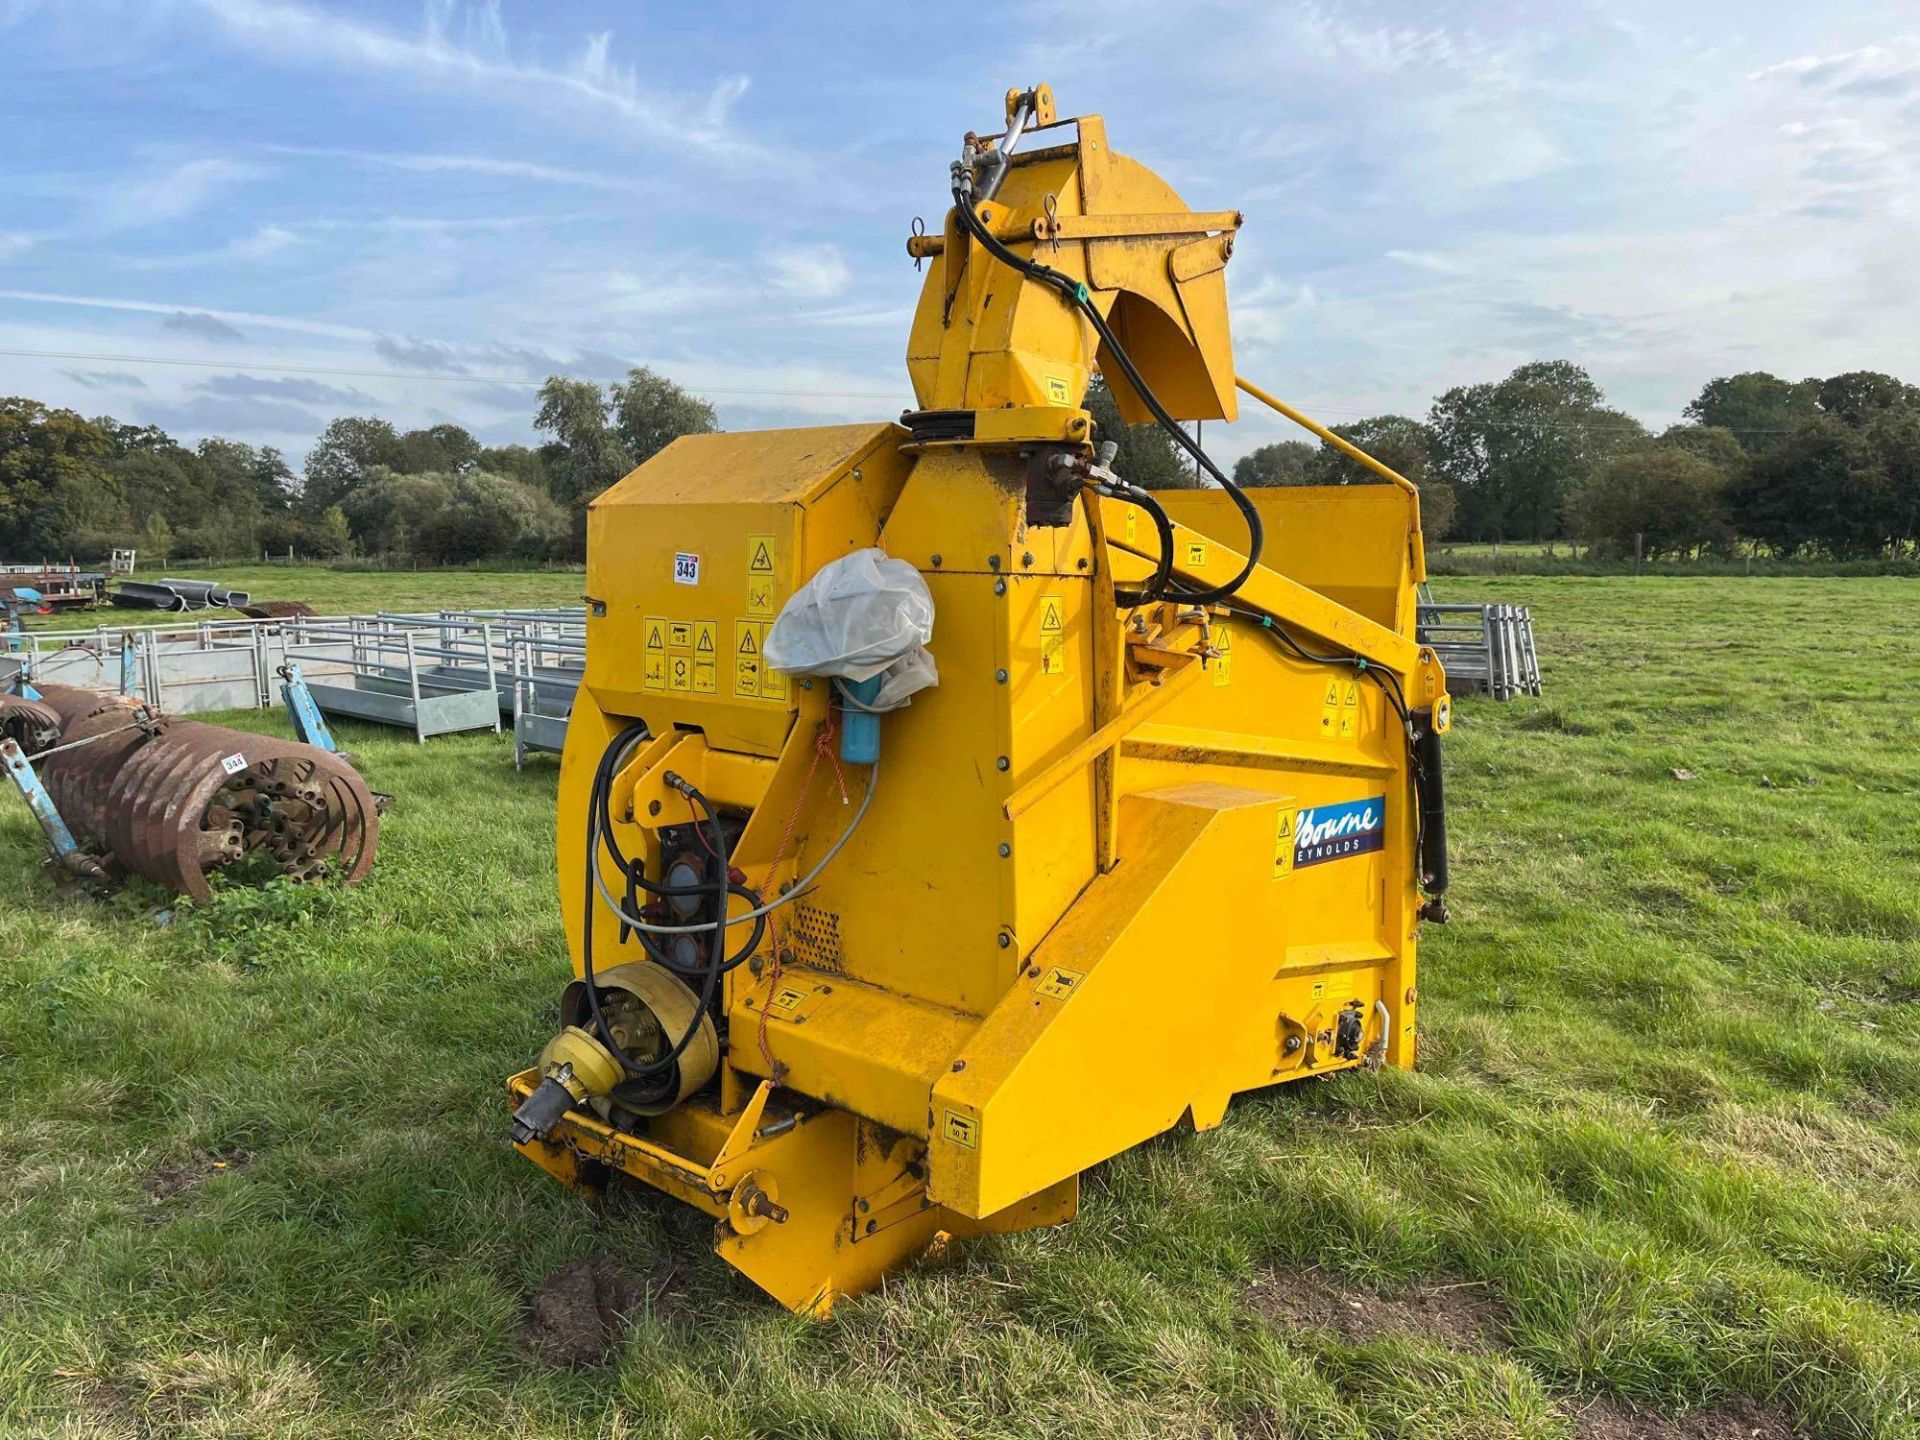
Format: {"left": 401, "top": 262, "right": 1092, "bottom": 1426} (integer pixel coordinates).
{"left": 0, "top": 577, "right": 1916, "bottom": 1439}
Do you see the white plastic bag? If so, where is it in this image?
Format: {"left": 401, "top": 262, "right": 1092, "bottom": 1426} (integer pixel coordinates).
{"left": 764, "top": 549, "right": 938, "bottom": 709}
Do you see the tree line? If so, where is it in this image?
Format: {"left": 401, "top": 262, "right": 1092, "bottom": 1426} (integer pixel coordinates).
{"left": 1229, "top": 362, "right": 1920, "bottom": 559}
{"left": 3, "top": 360, "right": 1915, "bottom": 564}
{"left": 0, "top": 366, "right": 718, "bottom": 565}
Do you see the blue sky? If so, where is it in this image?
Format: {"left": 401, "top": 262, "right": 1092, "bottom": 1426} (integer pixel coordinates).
{"left": 2, "top": 0, "right": 1916, "bottom": 469}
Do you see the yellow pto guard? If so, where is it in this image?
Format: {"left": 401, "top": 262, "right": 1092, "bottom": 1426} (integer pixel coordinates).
{"left": 507, "top": 84, "right": 1452, "bottom": 1315}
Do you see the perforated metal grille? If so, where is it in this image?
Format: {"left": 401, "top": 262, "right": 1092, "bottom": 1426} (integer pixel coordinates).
{"left": 788, "top": 903, "right": 844, "bottom": 973}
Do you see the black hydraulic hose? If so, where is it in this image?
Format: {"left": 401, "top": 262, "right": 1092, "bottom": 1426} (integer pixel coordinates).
{"left": 1103, "top": 482, "right": 1177, "bottom": 607}
{"left": 1230, "top": 605, "right": 1447, "bottom": 895}
{"left": 1414, "top": 718, "right": 1449, "bottom": 896}
{"left": 586, "top": 727, "right": 767, "bottom": 972}
{"left": 950, "top": 186, "right": 1263, "bottom": 603}
{"left": 580, "top": 726, "right": 727, "bottom": 1079}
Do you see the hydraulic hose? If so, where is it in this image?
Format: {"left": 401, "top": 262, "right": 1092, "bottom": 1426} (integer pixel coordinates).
{"left": 579, "top": 726, "right": 723, "bottom": 1078}
{"left": 588, "top": 754, "right": 880, "bottom": 935}
{"left": 948, "top": 186, "right": 1264, "bottom": 604}
{"left": 1094, "top": 480, "right": 1177, "bottom": 607}
{"left": 585, "top": 725, "right": 767, "bottom": 965}
{"left": 577, "top": 723, "right": 880, "bottom": 1075}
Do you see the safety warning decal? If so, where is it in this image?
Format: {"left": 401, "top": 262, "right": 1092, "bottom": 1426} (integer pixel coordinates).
{"left": 1319, "top": 679, "right": 1360, "bottom": 738}
{"left": 1038, "top": 593, "right": 1066, "bottom": 675}
{"left": 644, "top": 616, "right": 668, "bottom": 693}
{"left": 941, "top": 1109, "right": 979, "bottom": 1149}
{"left": 732, "top": 619, "right": 789, "bottom": 704}
{"left": 1212, "top": 621, "right": 1232, "bottom": 687}
{"left": 1292, "top": 795, "right": 1386, "bottom": 869}
{"left": 746, "top": 534, "right": 778, "bottom": 617}
{"left": 1272, "top": 806, "right": 1297, "bottom": 879}
{"left": 1045, "top": 375, "right": 1070, "bottom": 405}
{"left": 733, "top": 621, "right": 763, "bottom": 698}
{"left": 1184, "top": 540, "right": 1208, "bottom": 568}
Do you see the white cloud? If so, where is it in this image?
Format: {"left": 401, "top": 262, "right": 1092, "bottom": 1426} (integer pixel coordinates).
{"left": 763, "top": 244, "right": 852, "bottom": 301}
{"left": 256, "top": 143, "right": 656, "bottom": 194}
{"left": 1386, "top": 249, "right": 1468, "bottom": 276}
{"left": 93, "top": 156, "right": 267, "bottom": 229}
{"left": 195, "top": 0, "right": 762, "bottom": 157}
{"left": 0, "top": 288, "right": 372, "bottom": 341}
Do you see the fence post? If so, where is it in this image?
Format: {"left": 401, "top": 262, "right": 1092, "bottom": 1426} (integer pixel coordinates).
{"left": 405, "top": 631, "right": 425, "bottom": 744}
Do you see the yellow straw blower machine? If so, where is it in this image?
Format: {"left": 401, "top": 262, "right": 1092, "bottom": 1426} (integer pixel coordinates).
{"left": 509, "top": 85, "right": 1452, "bottom": 1314}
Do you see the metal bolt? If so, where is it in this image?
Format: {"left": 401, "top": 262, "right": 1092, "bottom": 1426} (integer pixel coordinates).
{"left": 857, "top": 1198, "right": 870, "bottom": 1213}
{"left": 998, "top": 932, "right": 1012, "bottom": 949}
{"left": 865, "top": 1219, "right": 877, "bottom": 1235}
{"left": 852, "top": 467, "right": 864, "bottom": 481}
{"left": 988, "top": 555, "right": 1002, "bottom": 570}
{"left": 931, "top": 554, "right": 943, "bottom": 567}
{"left": 995, "top": 668, "right": 1008, "bottom": 684}
{"left": 998, "top": 843, "right": 1011, "bottom": 857}
{"left": 952, "top": 1059, "right": 967, "bottom": 1072}
{"left": 1076, "top": 558, "right": 1088, "bottom": 570}
{"left": 996, "top": 755, "right": 1009, "bottom": 771}
{"left": 1021, "top": 551, "right": 1034, "bottom": 568}
{"left": 994, "top": 579, "right": 1007, "bottom": 596}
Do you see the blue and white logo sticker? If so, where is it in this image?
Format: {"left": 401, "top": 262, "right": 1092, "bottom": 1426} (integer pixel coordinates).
{"left": 1293, "top": 795, "right": 1386, "bottom": 869}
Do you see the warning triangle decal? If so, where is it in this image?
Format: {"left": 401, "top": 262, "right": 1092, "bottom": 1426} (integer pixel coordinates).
{"left": 738, "top": 629, "right": 758, "bottom": 655}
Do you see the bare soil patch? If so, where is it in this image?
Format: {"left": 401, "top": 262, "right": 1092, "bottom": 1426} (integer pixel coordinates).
{"left": 1246, "top": 1267, "right": 1501, "bottom": 1350}
{"left": 518, "top": 1254, "right": 693, "bottom": 1368}
{"left": 142, "top": 1147, "right": 250, "bottom": 1204}
{"left": 1568, "top": 1396, "right": 1805, "bottom": 1440}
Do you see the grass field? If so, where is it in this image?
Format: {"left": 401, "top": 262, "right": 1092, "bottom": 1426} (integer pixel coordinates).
{"left": 2, "top": 576, "right": 1917, "bottom": 1439}
{"left": 25, "top": 563, "right": 585, "bottom": 634}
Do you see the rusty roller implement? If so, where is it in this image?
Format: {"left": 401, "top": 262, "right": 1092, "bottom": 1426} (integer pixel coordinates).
{"left": 29, "top": 683, "right": 380, "bottom": 900}
{"left": 0, "top": 692, "right": 63, "bottom": 755}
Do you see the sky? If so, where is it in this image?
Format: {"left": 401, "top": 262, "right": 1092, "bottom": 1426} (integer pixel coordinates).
{"left": 1, "top": 0, "right": 1916, "bottom": 471}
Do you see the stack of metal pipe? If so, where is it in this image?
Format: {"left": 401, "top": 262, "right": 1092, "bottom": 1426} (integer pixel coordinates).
{"left": 109, "top": 578, "right": 253, "bottom": 612}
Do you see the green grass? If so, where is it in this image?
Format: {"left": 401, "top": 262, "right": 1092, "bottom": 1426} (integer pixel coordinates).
{"left": 23, "top": 563, "right": 585, "bottom": 634}
{"left": 2, "top": 577, "right": 1918, "bottom": 1438}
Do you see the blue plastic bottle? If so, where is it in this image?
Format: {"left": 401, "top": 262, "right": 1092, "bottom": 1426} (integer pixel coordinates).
{"left": 838, "top": 675, "right": 884, "bottom": 763}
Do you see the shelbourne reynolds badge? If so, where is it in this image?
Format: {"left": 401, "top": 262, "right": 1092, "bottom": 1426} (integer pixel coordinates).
{"left": 1292, "top": 795, "right": 1386, "bottom": 869}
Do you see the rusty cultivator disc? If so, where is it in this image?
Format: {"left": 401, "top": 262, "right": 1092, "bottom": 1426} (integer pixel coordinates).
{"left": 30, "top": 683, "right": 380, "bottom": 901}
